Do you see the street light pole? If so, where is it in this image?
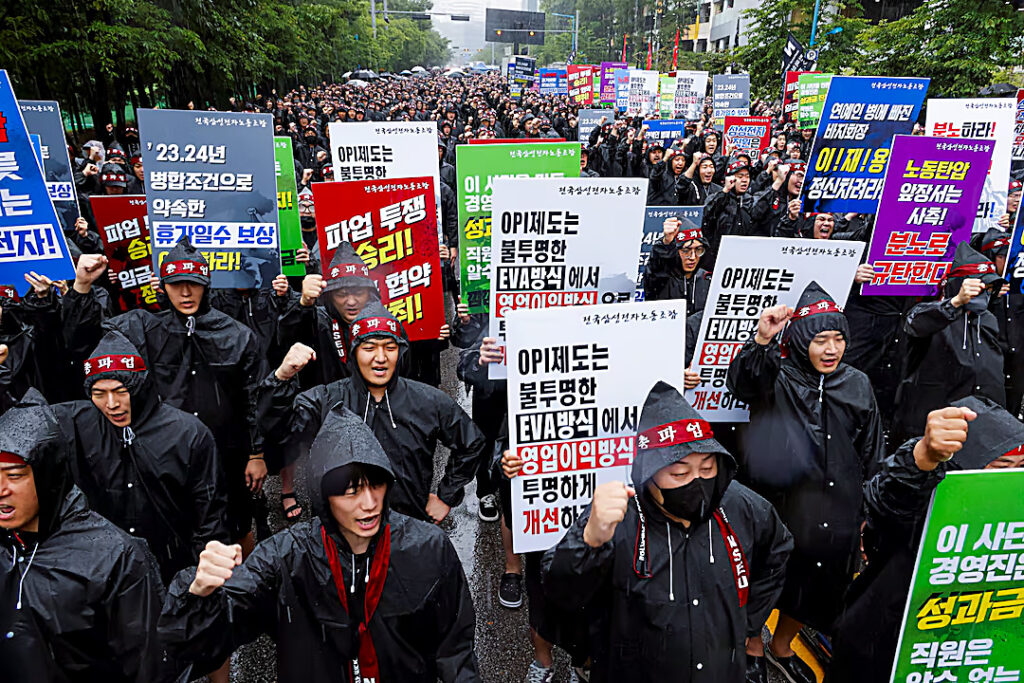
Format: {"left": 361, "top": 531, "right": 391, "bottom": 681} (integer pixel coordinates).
{"left": 809, "top": 0, "right": 821, "bottom": 46}
{"left": 550, "top": 11, "right": 578, "bottom": 59}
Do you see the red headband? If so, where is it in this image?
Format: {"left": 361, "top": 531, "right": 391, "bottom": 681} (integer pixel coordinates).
{"left": 328, "top": 263, "right": 370, "bottom": 279}
{"left": 678, "top": 228, "right": 703, "bottom": 243}
{"left": 161, "top": 259, "right": 210, "bottom": 278}
{"left": 84, "top": 354, "right": 146, "bottom": 377}
{"left": 351, "top": 317, "right": 399, "bottom": 337}
{"left": 792, "top": 300, "right": 844, "bottom": 320}
{"left": 1003, "top": 444, "right": 1024, "bottom": 458}
{"left": 636, "top": 419, "right": 714, "bottom": 451}
{"left": 947, "top": 262, "right": 997, "bottom": 279}
{"left": 0, "top": 452, "right": 26, "bottom": 465}
{"left": 981, "top": 238, "right": 1010, "bottom": 252}
{"left": 0, "top": 286, "right": 19, "bottom": 301}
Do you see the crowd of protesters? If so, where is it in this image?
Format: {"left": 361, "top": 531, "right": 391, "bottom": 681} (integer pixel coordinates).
{"left": 3, "top": 66, "right": 1024, "bottom": 683}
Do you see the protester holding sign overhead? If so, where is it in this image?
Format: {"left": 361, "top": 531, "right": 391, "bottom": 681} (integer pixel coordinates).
{"left": 642, "top": 217, "right": 712, "bottom": 314}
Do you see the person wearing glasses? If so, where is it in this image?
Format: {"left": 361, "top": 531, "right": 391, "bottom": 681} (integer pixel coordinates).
{"left": 642, "top": 217, "right": 712, "bottom": 316}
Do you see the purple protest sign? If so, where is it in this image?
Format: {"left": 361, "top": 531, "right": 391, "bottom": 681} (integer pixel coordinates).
{"left": 599, "top": 62, "right": 626, "bottom": 103}
{"left": 862, "top": 135, "right": 994, "bottom": 296}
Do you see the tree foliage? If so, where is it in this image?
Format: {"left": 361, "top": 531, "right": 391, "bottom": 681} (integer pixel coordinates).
{"left": 0, "top": 0, "right": 450, "bottom": 132}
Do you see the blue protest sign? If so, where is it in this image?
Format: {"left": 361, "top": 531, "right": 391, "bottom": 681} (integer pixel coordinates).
{"left": 138, "top": 109, "right": 280, "bottom": 289}
{"left": 636, "top": 205, "right": 703, "bottom": 300}
{"left": 539, "top": 68, "right": 567, "bottom": 95}
{"left": 801, "top": 75, "right": 929, "bottom": 214}
{"left": 644, "top": 120, "right": 690, "bottom": 147}
{"left": 0, "top": 71, "right": 76, "bottom": 293}
{"left": 19, "top": 100, "right": 80, "bottom": 233}
{"left": 614, "top": 69, "right": 631, "bottom": 112}
{"left": 712, "top": 74, "right": 751, "bottom": 131}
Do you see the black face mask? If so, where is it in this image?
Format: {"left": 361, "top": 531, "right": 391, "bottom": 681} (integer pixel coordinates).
{"left": 658, "top": 476, "right": 717, "bottom": 522}
{"left": 300, "top": 216, "right": 317, "bottom": 232}
{"left": 966, "top": 290, "right": 990, "bottom": 313}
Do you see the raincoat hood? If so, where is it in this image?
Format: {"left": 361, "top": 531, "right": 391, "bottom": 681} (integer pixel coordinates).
{"left": 782, "top": 280, "right": 849, "bottom": 373}
{"left": 0, "top": 390, "right": 71, "bottom": 539}
{"left": 159, "top": 236, "right": 212, "bottom": 287}
{"left": 322, "top": 241, "right": 376, "bottom": 293}
{"left": 942, "top": 242, "right": 1005, "bottom": 297}
{"left": 948, "top": 396, "right": 1024, "bottom": 471}
{"left": 81, "top": 330, "right": 149, "bottom": 395}
{"left": 977, "top": 227, "right": 1010, "bottom": 261}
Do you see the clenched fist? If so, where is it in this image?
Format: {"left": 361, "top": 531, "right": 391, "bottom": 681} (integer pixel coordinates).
{"left": 754, "top": 304, "right": 793, "bottom": 345}
{"left": 189, "top": 541, "right": 243, "bottom": 597}
{"left": 583, "top": 481, "right": 636, "bottom": 548}
{"left": 73, "top": 254, "right": 108, "bottom": 294}
{"left": 275, "top": 343, "right": 316, "bottom": 381}
{"left": 913, "top": 406, "right": 977, "bottom": 471}
{"left": 299, "top": 274, "right": 325, "bottom": 307}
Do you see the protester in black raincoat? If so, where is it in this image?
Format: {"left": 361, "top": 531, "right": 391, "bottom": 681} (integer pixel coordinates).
{"left": 830, "top": 396, "right": 1024, "bottom": 683}
{"left": 750, "top": 160, "right": 806, "bottom": 237}
{"left": 160, "top": 406, "right": 480, "bottom": 682}
{"left": 0, "top": 390, "right": 164, "bottom": 682}
{"left": 642, "top": 219, "right": 711, "bottom": 315}
{"left": 702, "top": 160, "right": 768, "bottom": 267}
{"left": 975, "top": 227, "right": 1024, "bottom": 415}
{"left": 727, "top": 281, "right": 885, "bottom": 680}
{"left": 0, "top": 283, "right": 65, "bottom": 409}
{"left": 277, "top": 242, "right": 378, "bottom": 387}
{"left": 677, "top": 154, "right": 722, "bottom": 206}
{"left": 892, "top": 242, "right": 1006, "bottom": 443}
{"left": 62, "top": 238, "right": 265, "bottom": 546}
{"left": 543, "top": 381, "right": 793, "bottom": 683}
{"left": 259, "top": 301, "right": 486, "bottom": 523}
{"left": 52, "top": 330, "right": 228, "bottom": 582}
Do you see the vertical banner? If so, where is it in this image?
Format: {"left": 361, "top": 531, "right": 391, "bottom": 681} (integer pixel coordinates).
{"left": 659, "top": 75, "right": 678, "bottom": 119}
{"left": 674, "top": 70, "right": 710, "bottom": 121}
{"left": 644, "top": 120, "right": 690, "bottom": 148}
{"left": 687, "top": 236, "right": 863, "bottom": 421}
{"left": 862, "top": 136, "right": 994, "bottom": 297}
{"left": 90, "top": 195, "right": 159, "bottom": 312}
{"left": 801, "top": 76, "right": 930, "bottom": 215}
{"left": 783, "top": 71, "right": 816, "bottom": 125}
{"left": 891, "top": 470, "right": 1024, "bottom": 683}
{"left": 635, "top": 206, "right": 703, "bottom": 301}
{"left": 538, "top": 69, "right": 568, "bottom": 95}
{"left": 627, "top": 70, "right": 660, "bottom": 118}
{"left": 925, "top": 98, "right": 1016, "bottom": 232}
{"left": 712, "top": 74, "right": 751, "bottom": 130}
{"left": 567, "top": 65, "right": 596, "bottom": 106}
{"left": 488, "top": 177, "right": 648, "bottom": 380}
{"left": 19, "top": 100, "right": 79, "bottom": 232}
{"left": 781, "top": 32, "right": 815, "bottom": 76}
{"left": 1008, "top": 205, "right": 1024, "bottom": 291}
{"left": 507, "top": 301, "right": 686, "bottom": 553}
{"left": 1014, "top": 89, "right": 1024, "bottom": 162}
{"left": 328, "top": 121, "right": 441, "bottom": 233}
{"left": 797, "top": 73, "right": 832, "bottom": 131}
{"left": 614, "top": 69, "right": 631, "bottom": 112}
{"left": 599, "top": 61, "right": 627, "bottom": 103}
{"left": 138, "top": 109, "right": 279, "bottom": 289}
{"left": 456, "top": 143, "right": 581, "bottom": 313}
{"left": 0, "top": 71, "right": 76, "bottom": 292}
{"left": 274, "top": 136, "right": 305, "bottom": 277}
{"left": 312, "top": 177, "right": 444, "bottom": 340}
{"left": 577, "top": 109, "right": 607, "bottom": 144}
{"left": 723, "top": 116, "right": 772, "bottom": 155}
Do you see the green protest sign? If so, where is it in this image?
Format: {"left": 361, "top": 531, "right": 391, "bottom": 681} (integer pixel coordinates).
{"left": 456, "top": 142, "right": 581, "bottom": 313}
{"left": 892, "top": 469, "right": 1024, "bottom": 682}
{"left": 659, "top": 75, "right": 677, "bottom": 119}
{"left": 797, "top": 73, "right": 832, "bottom": 131}
{"left": 274, "top": 136, "right": 306, "bottom": 276}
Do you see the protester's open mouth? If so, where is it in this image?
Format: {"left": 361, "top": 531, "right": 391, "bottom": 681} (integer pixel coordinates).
{"left": 820, "top": 358, "right": 838, "bottom": 368}
{"left": 0, "top": 505, "right": 15, "bottom": 520}
{"left": 370, "top": 365, "right": 389, "bottom": 377}
{"left": 356, "top": 514, "right": 380, "bottom": 531}
{"left": 108, "top": 411, "right": 129, "bottom": 424}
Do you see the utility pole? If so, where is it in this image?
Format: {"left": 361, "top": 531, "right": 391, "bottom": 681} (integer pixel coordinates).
{"left": 809, "top": 0, "right": 821, "bottom": 46}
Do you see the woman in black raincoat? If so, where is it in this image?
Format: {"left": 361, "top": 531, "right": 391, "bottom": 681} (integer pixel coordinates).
{"left": 159, "top": 406, "right": 480, "bottom": 682}
{"left": 727, "top": 281, "right": 885, "bottom": 680}
{"left": 543, "top": 381, "right": 793, "bottom": 683}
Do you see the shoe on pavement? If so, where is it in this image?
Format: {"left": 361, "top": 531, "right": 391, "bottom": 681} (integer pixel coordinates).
{"left": 478, "top": 493, "right": 500, "bottom": 522}
{"left": 498, "top": 572, "right": 523, "bottom": 608}
{"left": 746, "top": 654, "right": 768, "bottom": 683}
{"left": 524, "top": 660, "right": 554, "bottom": 683}
{"left": 765, "top": 647, "right": 817, "bottom": 683}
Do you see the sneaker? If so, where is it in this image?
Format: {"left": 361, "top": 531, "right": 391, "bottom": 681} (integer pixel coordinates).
{"left": 498, "top": 572, "right": 523, "bottom": 608}
{"left": 745, "top": 654, "right": 768, "bottom": 683}
{"left": 478, "top": 493, "right": 500, "bottom": 522}
{"left": 524, "top": 660, "right": 554, "bottom": 683}
{"left": 765, "top": 647, "right": 816, "bottom": 683}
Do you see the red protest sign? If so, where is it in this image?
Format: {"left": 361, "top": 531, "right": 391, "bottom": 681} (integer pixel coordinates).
{"left": 783, "top": 71, "right": 818, "bottom": 124}
{"left": 312, "top": 177, "right": 445, "bottom": 341}
{"left": 468, "top": 138, "right": 567, "bottom": 144}
{"left": 89, "top": 195, "right": 159, "bottom": 312}
{"left": 724, "top": 116, "right": 772, "bottom": 155}
{"left": 567, "top": 65, "right": 595, "bottom": 106}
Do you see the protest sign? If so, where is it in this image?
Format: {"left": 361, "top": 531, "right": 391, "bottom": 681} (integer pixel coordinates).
{"left": 456, "top": 143, "right": 581, "bottom": 313}
{"left": 626, "top": 70, "right": 660, "bottom": 118}
{"left": 577, "top": 109, "right": 607, "bottom": 145}
{"left": 644, "top": 120, "right": 690, "bottom": 147}
{"left": 312, "top": 177, "right": 444, "bottom": 340}
{"left": 635, "top": 206, "right": 703, "bottom": 301}
{"left": 614, "top": 69, "right": 631, "bottom": 111}
{"left": 538, "top": 68, "right": 568, "bottom": 95}
{"left": 1015, "top": 89, "right": 1024, "bottom": 161}
{"left": 327, "top": 121, "right": 441, "bottom": 233}
{"left": 801, "top": 76, "right": 930, "bottom": 214}
{"left": 674, "top": 71, "right": 709, "bottom": 121}
{"left": 687, "top": 236, "right": 863, "bottom": 421}
{"left": 891, "top": 469, "right": 1024, "bottom": 683}
{"left": 0, "top": 71, "right": 77, "bottom": 293}
{"left": 783, "top": 71, "right": 816, "bottom": 125}
{"left": 274, "top": 136, "right": 305, "bottom": 277}
{"left": 1006, "top": 204, "right": 1024, "bottom": 290}
{"left": 712, "top": 74, "right": 751, "bottom": 130}
{"left": 724, "top": 116, "right": 772, "bottom": 155}
{"left": 487, "top": 177, "right": 647, "bottom": 380}
{"left": 659, "top": 75, "right": 677, "bottom": 119}
{"left": 797, "top": 73, "right": 832, "bottom": 131}
{"left": 863, "top": 136, "right": 993, "bottom": 297}
{"left": 509, "top": 56, "right": 537, "bottom": 97}
{"left": 599, "top": 61, "right": 626, "bottom": 103}
{"left": 468, "top": 138, "right": 567, "bottom": 145}
{"left": 19, "top": 100, "right": 79, "bottom": 232}
{"left": 506, "top": 300, "right": 687, "bottom": 553}
{"left": 926, "top": 98, "right": 1016, "bottom": 232}
{"left": 138, "top": 108, "right": 279, "bottom": 289}
{"left": 90, "top": 195, "right": 159, "bottom": 312}
{"left": 567, "top": 65, "right": 595, "bottom": 106}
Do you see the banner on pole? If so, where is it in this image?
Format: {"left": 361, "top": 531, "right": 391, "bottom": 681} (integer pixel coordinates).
{"left": 674, "top": 71, "right": 710, "bottom": 121}
{"left": 577, "top": 110, "right": 608, "bottom": 145}
{"left": 567, "top": 65, "right": 596, "bottom": 106}
{"left": 626, "top": 70, "right": 660, "bottom": 118}
{"left": 539, "top": 68, "right": 568, "bottom": 95}
{"left": 797, "top": 73, "right": 832, "bottom": 131}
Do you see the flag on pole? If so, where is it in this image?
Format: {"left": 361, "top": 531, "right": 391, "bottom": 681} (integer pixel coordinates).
{"left": 672, "top": 28, "right": 679, "bottom": 68}
{"left": 646, "top": 41, "right": 652, "bottom": 70}
{"left": 621, "top": 34, "right": 628, "bottom": 62}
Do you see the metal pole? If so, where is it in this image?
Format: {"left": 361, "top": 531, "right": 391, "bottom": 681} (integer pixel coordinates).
{"left": 371, "top": 0, "right": 377, "bottom": 39}
{"left": 574, "top": 10, "right": 579, "bottom": 55}
{"left": 809, "top": 0, "right": 821, "bottom": 46}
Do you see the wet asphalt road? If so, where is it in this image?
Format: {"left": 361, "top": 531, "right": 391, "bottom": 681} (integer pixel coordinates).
{"left": 228, "top": 347, "right": 787, "bottom": 682}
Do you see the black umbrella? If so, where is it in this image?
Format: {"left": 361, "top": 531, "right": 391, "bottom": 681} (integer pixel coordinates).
{"left": 978, "top": 82, "right": 1018, "bottom": 97}
{"left": 351, "top": 69, "right": 377, "bottom": 81}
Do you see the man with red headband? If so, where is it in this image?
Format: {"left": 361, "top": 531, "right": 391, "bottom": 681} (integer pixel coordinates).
{"left": 892, "top": 242, "right": 1007, "bottom": 443}
{"left": 642, "top": 218, "right": 711, "bottom": 315}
